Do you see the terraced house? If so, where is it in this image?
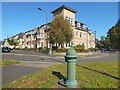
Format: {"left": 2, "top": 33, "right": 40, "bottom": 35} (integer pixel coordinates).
{"left": 7, "top": 5, "right": 95, "bottom": 49}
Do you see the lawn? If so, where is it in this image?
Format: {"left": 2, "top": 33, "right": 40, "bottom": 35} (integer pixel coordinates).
{"left": 0, "top": 60, "right": 21, "bottom": 66}
{"left": 3, "top": 60, "right": 119, "bottom": 88}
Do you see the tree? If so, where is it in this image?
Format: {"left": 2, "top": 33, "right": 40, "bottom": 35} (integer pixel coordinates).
{"left": 7, "top": 38, "right": 19, "bottom": 46}
{"left": 107, "top": 19, "right": 120, "bottom": 49}
{"left": 104, "top": 37, "right": 111, "bottom": 49}
{"left": 48, "top": 16, "right": 73, "bottom": 48}
{"left": 96, "top": 36, "right": 111, "bottom": 50}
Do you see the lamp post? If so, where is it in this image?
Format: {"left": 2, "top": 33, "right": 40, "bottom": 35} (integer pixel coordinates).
{"left": 37, "top": 8, "right": 48, "bottom": 30}
{"left": 37, "top": 8, "right": 52, "bottom": 54}
{"left": 94, "top": 31, "right": 96, "bottom": 52}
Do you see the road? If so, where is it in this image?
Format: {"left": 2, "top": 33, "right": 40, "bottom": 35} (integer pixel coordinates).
{"left": 2, "top": 50, "right": 119, "bottom": 63}
{"left": 1, "top": 50, "right": 119, "bottom": 86}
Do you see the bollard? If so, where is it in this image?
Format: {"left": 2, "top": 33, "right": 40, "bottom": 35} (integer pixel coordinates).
{"left": 65, "top": 47, "right": 78, "bottom": 88}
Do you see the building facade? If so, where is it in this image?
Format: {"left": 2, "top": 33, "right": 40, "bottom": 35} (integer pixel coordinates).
{"left": 51, "top": 5, "right": 95, "bottom": 49}
{"left": 6, "top": 5, "right": 95, "bottom": 49}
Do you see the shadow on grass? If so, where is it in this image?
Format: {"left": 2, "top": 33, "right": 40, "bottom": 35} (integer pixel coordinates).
{"left": 76, "top": 64, "right": 120, "bottom": 80}
{"left": 52, "top": 71, "right": 66, "bottom": 87}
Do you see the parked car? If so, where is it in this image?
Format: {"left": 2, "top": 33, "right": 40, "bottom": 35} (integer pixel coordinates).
{"left": 2, "top": 47, "right": 11, "bottom": 53}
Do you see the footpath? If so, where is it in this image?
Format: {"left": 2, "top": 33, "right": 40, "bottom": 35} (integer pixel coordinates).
{"left": 2, "top": 60, "right": 61, "bottom": 86}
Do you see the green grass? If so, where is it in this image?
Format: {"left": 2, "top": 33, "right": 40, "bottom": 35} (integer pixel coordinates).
{"left": 0, "top": 60, "right": 21, "bottom": 66}
{"left": 3, "top": 60, "right": 119, "bottom": 88}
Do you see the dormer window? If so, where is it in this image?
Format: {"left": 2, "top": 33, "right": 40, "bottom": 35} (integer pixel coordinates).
{"left": 83, "top": 25, "right": 86, "bottom": 29}
{"left": 77, "top": 23, "right": 80, "bottom": 27}
{"left": 80, "top": 23, "right": 83, "bottom": 29}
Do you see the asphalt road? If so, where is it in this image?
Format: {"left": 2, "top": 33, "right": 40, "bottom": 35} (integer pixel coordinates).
{"left": 2, "top": 50, "right": 119, "bottom": 63}
{"left": 1, "top": 50, "right": 119, "bottom": 86}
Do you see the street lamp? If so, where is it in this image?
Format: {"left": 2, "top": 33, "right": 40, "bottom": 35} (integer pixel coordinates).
{"left": 37, "top": 8, "right": 48, "bottom": 28}
{"left": 94, "top": 31, "right": 96, "bottom": 52}
{"left": 37, "top": 8, "right": 52, "bottom": 54}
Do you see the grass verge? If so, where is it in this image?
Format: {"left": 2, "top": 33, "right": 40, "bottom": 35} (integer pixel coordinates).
{"left": 0, "top": 60, "right": 21, "bottom": 66}
{"left": 3, "top": 60, "right": 119, "bottom": 88}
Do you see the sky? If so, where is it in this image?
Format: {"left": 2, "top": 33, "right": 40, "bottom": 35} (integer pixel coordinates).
{"left": 2, "top": 2, "right": 118, "bottom": 40}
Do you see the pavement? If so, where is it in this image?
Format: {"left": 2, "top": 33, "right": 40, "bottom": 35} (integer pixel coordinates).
{"left": 2, "top": 61, "right": 61, "bottom": 86}
{"left": 2, "top": 65, "right": 41, "bottom": 86}
{"left": 1, "top": 50, "right": 119, "bottom": 86}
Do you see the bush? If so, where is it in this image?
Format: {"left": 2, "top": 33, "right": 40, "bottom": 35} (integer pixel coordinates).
{"left": 55, "top": 48, "right": 68, "bottom": 52}
{"left": 38, "top": 47, "right": 43, "bottom": 51}
{"left": 73, "top": 44, "right": 85, "bottom": 52}
{"left": 15, "top": 48, "right": 20, "bottom": 50}
{"left": 87, "top": 48, "right": 96, "bottom": 51}
{"left": 42, "top": 47, "right": 48, "bottom": 53}
{"left": 74, "top": 48, "right": 85, "bottom": 52}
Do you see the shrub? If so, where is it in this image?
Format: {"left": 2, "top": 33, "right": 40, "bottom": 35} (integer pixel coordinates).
{"left": 42, "top": 47, "right": 48, "bottom": 53}
{"left": 74, "top": 48, "right": 85, "bottom": 52}
{"left": 75, "top": 44, "right": 84, "bottom": 48}
{"left": 87, "top": 48, "right": 96, "bottom": 51}
{"left": 73, "top": 44, "right": 85, "bottom": 52}
{"left": 38, "top": 47, "right": 43, "bottom": 51}
{"left": 55, "top": 48, "right": 68, "bottom": 52}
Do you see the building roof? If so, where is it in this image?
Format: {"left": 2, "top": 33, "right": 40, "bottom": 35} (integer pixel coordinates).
{"left": 75, "top": 21, "right": 86, "bottom": 25}
{"left": 51, "top": 5, "right": 77, "bottom": 14}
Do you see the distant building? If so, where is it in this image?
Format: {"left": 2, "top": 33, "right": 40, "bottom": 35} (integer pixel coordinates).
{"left": 6, "top": 5, "right": 95, "bottom": 49}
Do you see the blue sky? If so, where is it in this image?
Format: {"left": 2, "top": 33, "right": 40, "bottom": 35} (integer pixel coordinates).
{"left": 2, "top": 2, "right": 118, "bottom": 40}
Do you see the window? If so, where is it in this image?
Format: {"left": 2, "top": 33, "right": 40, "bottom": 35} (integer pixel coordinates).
{"left": 37, "top": 34, "right": 40, "bottom": 38}
{"left": 80, "top": 42, "right": 82, "bottom": 45}
{"left": 83, "top": 25, "right": 86, "bottom": 29}
{"left": 69, "top": 43, "right": 71, "bottom": 47}
{"left": 40, "top": 42, "right": 43, "bottom": 47}
{"left": 66, "top": 16, "right": 69, "bottom": 23}
{"left": 66, "top": 42, "right": 71, "bottom": 47}
{"left": 84, "top": 33, "right": 87, "bottom": 38}
{"left": 84, "top": 42, "right": 86, "bottom": 47}
{"left": 80, "top": 32, "right": 82, "bottom": 37}
{"left": 66, "top": 16, "right": 68, "bottom": 20}
{"left": 40, "top": 33, "right": 44, "bottom": 38}
{"left": 28, "top": 37, "right": 30, "bottom": 41}
{"left": 68, "top": 17, "right": 70, "bottom": 24}
{"left": 81, "top": 23, "right": 83, "bottom": 29}
{"left": 37, "top": 42, "right": 40, "bottom": 47}
{"left": 76, "top": 31, "right": 78, "bottom": 36}
{"left": 71, "top": 18, "right": 73, "bottom": 25}
{"left": 77, "top": 23, "right": 80, "bottom": 27}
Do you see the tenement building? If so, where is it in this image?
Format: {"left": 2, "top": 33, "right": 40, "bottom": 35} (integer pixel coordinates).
{"left": 7, "top": 5, "right": 95, "bottom": 49}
